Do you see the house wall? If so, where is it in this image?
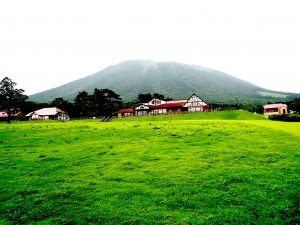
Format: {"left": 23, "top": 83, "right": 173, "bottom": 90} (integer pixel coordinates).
{"left": 118, "top": 112, "right": 134, "bottom": 118}
{"left": 166, "top": 108, "right": 181, "bottom": 114}
{"left": 153, "top": 109, "right": 167, "bottom": 114}
{"left": 30, "top": 113, "right": 70, "bottom": 120}
{"left": 31, "top": 113, "right": 39, "bottom": 120}
{"left": 188, "top": 106, "right": 204, "bottom": 112}
{"left": 40, "top": 115, "right": 49, "bottom": 120}
{"left": 136, "top": 110, "right": 149, "bottom": 116}
{"left": 58, "top": 113, "right": 70, "bottom": 121}
{"left": 264, "top": 106, "right": 287, "bottom": 115}
{"left": 279, "top": 106, "right": 287, "bottom": 114}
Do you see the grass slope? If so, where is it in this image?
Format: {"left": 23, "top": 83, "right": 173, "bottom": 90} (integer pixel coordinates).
{"left": 28, "top": 60, "right": 299, "bottom": 103}
{"left": 1, "top": 110, "right": 300, "bottom": 224}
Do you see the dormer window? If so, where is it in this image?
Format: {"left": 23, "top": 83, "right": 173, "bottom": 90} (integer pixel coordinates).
{"left": 151, "top": 99, "right": 161, "bottom": 105}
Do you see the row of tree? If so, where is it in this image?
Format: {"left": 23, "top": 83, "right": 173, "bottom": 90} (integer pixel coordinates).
{"left": 22, "top": 91, "right": 172, "bottom": 119}
{"left": 1, "top": 76, "right": 300, "bottom": 124}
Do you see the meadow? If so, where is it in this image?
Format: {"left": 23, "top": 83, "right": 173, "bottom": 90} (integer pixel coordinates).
{"left": 1, "top": 110, "right": 300, "bottom": 224}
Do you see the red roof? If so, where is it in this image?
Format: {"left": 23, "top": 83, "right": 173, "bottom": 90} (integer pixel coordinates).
{"left": 149, "top": 102, "right": 186, "bottom": 109}
{"left": 263, "top": 103, "right": 287, "bottom": 109}
{"left": 117, "top": 109, "right": 135, "bottom": 113}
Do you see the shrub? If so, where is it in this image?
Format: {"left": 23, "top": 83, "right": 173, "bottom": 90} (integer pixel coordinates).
{"left": 269, "top": 114, "right": 300, "bottom": 122}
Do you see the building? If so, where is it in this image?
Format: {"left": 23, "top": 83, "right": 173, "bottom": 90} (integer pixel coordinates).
{"left": 0, "top": 110, "right": 22, "bottom": 122}
{"left": 117, "top": 93, "right": 209, "bottom": 117}
{"left": 263, "top": 103, "right": 288, "bottom": 115}
{"left": 25, "top": 107, "right": 70, "bottom": 121}
{"left": 116, "top": 109, "right": 135, "bottom": 118}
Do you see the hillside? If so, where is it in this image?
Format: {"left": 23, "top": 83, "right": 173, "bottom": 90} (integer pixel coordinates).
{"left": 28, "top": 60, "right": 299, "bottom": 103}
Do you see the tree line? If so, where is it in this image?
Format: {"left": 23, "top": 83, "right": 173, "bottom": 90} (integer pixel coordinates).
{"left": 1, "top": 77, "right": 300, "bottom": 124}
{"left": 22, "top": 91, "right": 172, "bottom": 119}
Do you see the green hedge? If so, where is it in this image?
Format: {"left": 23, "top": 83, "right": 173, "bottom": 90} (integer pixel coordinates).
{"left": 269, "top": 114, "right": 300, "bottom": 122}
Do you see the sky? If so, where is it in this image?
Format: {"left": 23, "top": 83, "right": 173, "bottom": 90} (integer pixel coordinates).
{"left": 1, "top": 0, "right": 300, "bottom": 95}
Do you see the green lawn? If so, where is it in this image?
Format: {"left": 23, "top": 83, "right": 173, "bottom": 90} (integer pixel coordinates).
{"left": 1, "top": 110, "right": 300, "bottom": 224}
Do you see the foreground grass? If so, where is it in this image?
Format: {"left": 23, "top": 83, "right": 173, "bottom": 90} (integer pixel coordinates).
{"left": 1, "top": 110, "right": 300, "bottom": 224}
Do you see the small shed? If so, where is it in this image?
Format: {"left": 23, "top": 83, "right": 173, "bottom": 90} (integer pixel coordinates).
{"left": 117, "top": 109, "right": 135, "bottom": 118}
{"left": 263, "top": 103, "right": 288, "bottom": 115}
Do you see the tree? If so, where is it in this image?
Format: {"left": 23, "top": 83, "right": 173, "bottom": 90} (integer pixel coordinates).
{"left": 89, "top": 88, "right": 122, "bottom": 116}
{"left": 152, "top": 93, "right": 165, "bottom": 100}
{"left": 50, "top": 97, "right": 75, "bottom": 117}
{"left": 136, "top": 93, "right": 170, "bottom": 103}
{"left": 50, "top": 97, "right": 68, "bottom": 108}
{"left": 73, "top": 91, "right": 90, "bottom": 117}
{"left": 0, "top": 77, "right": 28, "bottom": 123}
{"left": 18, "top": 101, "right": 43, "bottom": 116}
{"left": 136, "top": 93, "right": 153, "bottom": 103}
{"left": 122, "top": 101, "right": 139, "bottom": 109}
{"left": 289, "top": 98, "right": 300, "bottom": 113}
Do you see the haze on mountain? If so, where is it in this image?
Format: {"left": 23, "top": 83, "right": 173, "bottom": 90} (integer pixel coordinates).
{"left": 28, "top": 60, "right": 299, "bottom": 104}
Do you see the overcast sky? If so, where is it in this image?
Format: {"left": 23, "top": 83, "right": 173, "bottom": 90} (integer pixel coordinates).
{"left": 1, "top": 0, "right": 299, "bottom": 95}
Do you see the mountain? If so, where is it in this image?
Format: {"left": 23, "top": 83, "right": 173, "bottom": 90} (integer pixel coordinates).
{"left": 28, "top": 60, "right": 299, "bottom": 104}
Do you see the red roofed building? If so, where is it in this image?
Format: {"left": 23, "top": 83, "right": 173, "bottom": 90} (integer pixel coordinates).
{"left": 263, "top": 103, "right": 288, "bottom": 115}
{"left": 25, "top": 107, "right": 70, "bottom": 120}
{"left": 116, "top": 109, "right": 135, "bottom": 118}
{"left": 134, "top": 93, "right": 209, "bottom": 116}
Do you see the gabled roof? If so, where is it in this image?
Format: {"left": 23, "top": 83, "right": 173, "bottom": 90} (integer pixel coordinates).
{"left": 263, "top": 103, "right": 287, "bottom": 109}
{"left": 26, "top": 107, "right": 66, "bottom": 116}
{"left": 183, "top": 93, "right": 208, "bottom": 107}
{"left": 117, "top": 109, "right": 135, "bottom": 113}
{"left": 144, "top": 98, "right": 166, "bottom": 106}
{"left": 135, "top": 105, "right": 150, "bottom": 110}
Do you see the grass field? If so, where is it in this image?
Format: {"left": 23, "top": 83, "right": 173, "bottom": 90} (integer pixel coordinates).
{"left": 1, "top": 110, "right": 300, "bottom": 224}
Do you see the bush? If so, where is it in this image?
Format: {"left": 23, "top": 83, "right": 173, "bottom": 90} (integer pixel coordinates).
{"left": 269, "top": 114, "right": 300, "bottom": 122}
